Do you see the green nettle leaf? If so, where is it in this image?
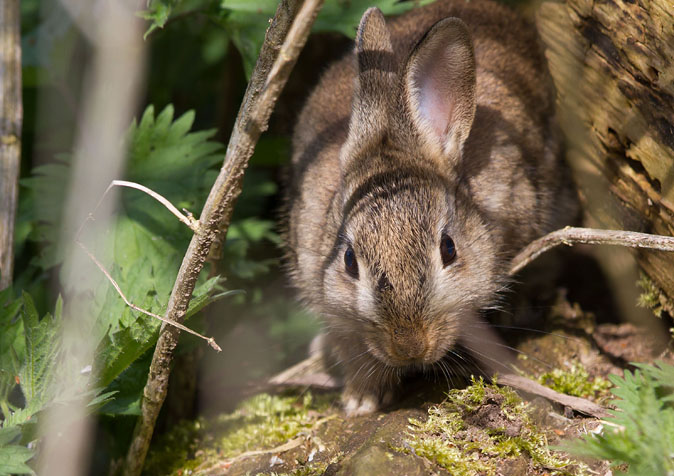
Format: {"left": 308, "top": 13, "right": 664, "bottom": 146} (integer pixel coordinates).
{"left": 93, "top": 276, "right": 225, "bottom": 392}
{"left": 17, "top": 103, "right": 270, "bottom": 418}
{"left": 17, "top": 161, "right": 70, "bottom": 270}
{"left": 562, "top": 361, "right": 674, "bottom": 475}
{"left": 16, "top": 293, "right": 61, "bottom": 422}
{"left": 0, "top": 289, "right": 24, "bottom": 409}
{"left": 0, "top": 427, "right": 34, "bottom": 476}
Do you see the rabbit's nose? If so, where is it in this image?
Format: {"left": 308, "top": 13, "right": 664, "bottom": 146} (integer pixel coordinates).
{"left": 391, "top": 328, "right": 427, "bottom": 361}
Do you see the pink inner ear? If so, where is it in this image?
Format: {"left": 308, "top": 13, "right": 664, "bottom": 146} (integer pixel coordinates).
{"left": 418, "top": 65, "right": 454, "bottom": 140}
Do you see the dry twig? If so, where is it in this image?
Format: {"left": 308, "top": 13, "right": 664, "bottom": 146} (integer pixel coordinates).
{"left": 496, "top": 373, "right": 610, "bottom": 418}
{"left": 75, "top": 237, "right": 221, "bottom": 351}
{"left": 509, "top": 226, "right": 674, "bottom": 275}
{"left": 123, "top": 1, "right": 325, "bottom": 474}
{"left": 107, "top": 180, "right": 199, "bottom": 231}
{"left": 75, "top": 180, "right": 217, "bottom": 348}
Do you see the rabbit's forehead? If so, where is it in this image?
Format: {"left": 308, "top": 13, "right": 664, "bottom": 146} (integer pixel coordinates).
{"left": 348, "top": 188, "right": 446, "bottom": 263}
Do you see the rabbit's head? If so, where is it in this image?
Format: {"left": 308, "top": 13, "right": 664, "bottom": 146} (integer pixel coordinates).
{"left": 320, "top": 9, "right": 506, "bottom": 369}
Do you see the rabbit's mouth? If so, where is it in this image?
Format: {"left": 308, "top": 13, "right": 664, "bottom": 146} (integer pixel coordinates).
{"left": 366, "top": 328, "right": 454, "bottom": 368}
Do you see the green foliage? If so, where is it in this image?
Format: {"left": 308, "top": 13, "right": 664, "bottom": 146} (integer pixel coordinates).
{"left": 139, "top": 0, "right": 437, "bottom": 77}
{"left": 562, "top": 361, "right": 674, "bottom": 475}
{"left": 0, "top": 427, "right": 34, "bottom": 476}
{"left": 14, "top": 293, "right": 61, "bottom": 424}
{"left": 0, "top": 292, "right": 115, "bottom": 471}
{"left": 3, "top": 105, "right": 259, "bottom": 468}
{"left": 0, "top": 288, "right": 24, "bottom": 416}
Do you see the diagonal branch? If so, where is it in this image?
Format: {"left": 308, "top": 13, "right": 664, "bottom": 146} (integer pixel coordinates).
{"left": 123, "top": 1, "right": 325, "bottom": 474}
{"left": 509, "top": 226, "right": 674, "bottom": 275}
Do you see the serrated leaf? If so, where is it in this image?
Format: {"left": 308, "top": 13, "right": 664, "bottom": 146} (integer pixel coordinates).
{"left": 93, "top": 275, "right": 226, "bottom": 390}
{"left": 18, "top": 103, "right": 243, "bottom": 417}
{"left": 0, "top": 443, "right": 34, "bottom": 475}
{"left": 0, "top": 290, "right": 24, "bottom": 404}
{"left": 19, "top": 292, "right": 59, "bottom": 410}
{"left": 563, "top": 361, "right": 674, "bottom": 474}
{"left": 93, "top": 315, "right": 161, "bottom": 390}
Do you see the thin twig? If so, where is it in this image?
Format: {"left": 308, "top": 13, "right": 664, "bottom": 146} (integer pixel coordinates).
{"left": 496, "top": 373, "right": 609, "bottom": 418}
{"left": 75, "top": 237, "right": 221, "bottom": 352}
{"left": 509, "top": 226, "right": 674, "bottom": 275}
{"left": 197, "top": 436, "right": 305, "bottom": 474}
{"left": 110, "top": 180, "right": 199, "bottom": 231}
{"left": 75, "top": 180, "right": 199, "bottom": 242}
{"left": 75, "top": 177, "right": 211, "bottom": 348}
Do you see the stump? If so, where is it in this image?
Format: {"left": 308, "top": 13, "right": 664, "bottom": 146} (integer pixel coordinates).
{"left": 537, "top": 0, "right": 674, "bottom": 303}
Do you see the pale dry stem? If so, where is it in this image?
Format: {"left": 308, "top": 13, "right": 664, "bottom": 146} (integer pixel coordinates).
{"left": 75, "top": 234, "right": 221, "bottom": 352}
{"left": 509, "top": 226, "right": 674, "bottom": 276}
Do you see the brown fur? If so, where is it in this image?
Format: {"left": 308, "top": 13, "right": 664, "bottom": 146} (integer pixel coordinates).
{"left": 284, "top": 0, "right": 578, "bottom": 415}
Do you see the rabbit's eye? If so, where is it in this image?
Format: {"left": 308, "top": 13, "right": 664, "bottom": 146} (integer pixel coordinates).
{"left": 440, "top": 234, "right": 456, "bottom": 267}
{"left": 344, "top": 245, "right": 359, "bottom": 279}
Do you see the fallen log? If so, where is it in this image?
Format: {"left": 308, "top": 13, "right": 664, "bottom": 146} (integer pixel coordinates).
{"left": 537, "top": 0, "right": 674, "bottom": 302}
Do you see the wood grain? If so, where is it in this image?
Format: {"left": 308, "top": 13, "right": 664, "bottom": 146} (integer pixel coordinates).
{"left": 0, "top": 0, "right": 22, "bottom": 289}
{"left": 537, "top": 0, "right": 674, "bottom": 299}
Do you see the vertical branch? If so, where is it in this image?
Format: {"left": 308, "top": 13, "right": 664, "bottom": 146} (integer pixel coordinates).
{"left": 123, "top": 0, "right": 324, "bottom": 474}
{"left": 0, "top": 0, "right": 22, "bottom": 289}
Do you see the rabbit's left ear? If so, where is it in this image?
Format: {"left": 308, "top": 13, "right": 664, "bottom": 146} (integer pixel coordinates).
{"left": 403, "top": 17, "right": 476, "bottom": 164}
{"left": 341, "top": 7, "right": 397, "bottom": 169}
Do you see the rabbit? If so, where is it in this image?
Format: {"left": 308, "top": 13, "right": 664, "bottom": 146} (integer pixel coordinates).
{"left": 284, "top": 0, "right": 578, "bottom": 416}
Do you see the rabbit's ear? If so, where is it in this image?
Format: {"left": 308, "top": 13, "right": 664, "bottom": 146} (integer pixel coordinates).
{"left": 404, "top": 18, "right": 476, "bottom": 164}
{"left": 340, "top": 7, "right": 396, "bottom": 169}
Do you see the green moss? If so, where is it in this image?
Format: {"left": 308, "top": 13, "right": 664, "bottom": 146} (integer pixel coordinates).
{"left": 261, "top": 464, "right": 329, "bottom": 476}
{"left": 143, "top": 392, "right": 336, "bottom": 476}
{"left": 637, "top": 273, "right": 674, "bottom": 319}
{"left": 142, "top": 418, "right": 205, "bottom": 476}
{"left": 214, "top": 393, "right": 320, "bottom": 457}
{"left": 399, "top": 377, "right": 588, "bottom": 476}
{"left": 536, "top": 362, "right": 612, "bottom": 401}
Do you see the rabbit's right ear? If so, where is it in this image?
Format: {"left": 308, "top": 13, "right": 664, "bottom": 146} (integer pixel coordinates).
{"left": 403, "top": 18, "right": 476, "bottom": 165}
{"left": 340, "top": 7, "right": 396, "bottom": 169}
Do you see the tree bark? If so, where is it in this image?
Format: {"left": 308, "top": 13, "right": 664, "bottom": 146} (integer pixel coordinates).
{"left": 537, "top": 0, "right": 674, "bottom": 302}
{"left": 0, "top": 0, "right": 22, "bottom": 290}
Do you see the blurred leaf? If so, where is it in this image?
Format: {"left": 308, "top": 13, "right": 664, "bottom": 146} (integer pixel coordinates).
{"left": 0, "top": 426, "right": 34, "bottom": 475}
{"left": 0, "top": 289, "right": 24, "bottom": 406}
{"left": 99, "top": 353, "right": 151, "bottom": 416}
{"left": 314, "top": 0, "right": 437, "bottom": 36}
{"left": 139, "top": 2, "right": 173, "bottom": 39}
{"left": 16, "top": 293, "right": 60, "bottom": 422}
